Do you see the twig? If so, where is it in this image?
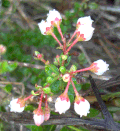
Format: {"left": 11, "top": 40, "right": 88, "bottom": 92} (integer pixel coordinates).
{"left": 0, "top": 81, "right": 25, "bottom": 96}
{"left": 5, "top": 60, "right": 45, "bottom": 69}
{"left": 98, "top": 39, "right": 118, "bottom": 65}
{"left": 83, "top": 72, "right": 112, "bottom": 81}
{"left": 77, "top": 45, "right": 92, "bottom": 65}
{"left": 1, "top": 112, "right": 120, "bottom": 130}
{"left": 100, "top": 6, "right": 120, "bottom": 13}
{"left": 89, "top": 75, "right": 119, "bottom": 131}
{"left": 0, "top": 5, "right": 13, "bottom": 27}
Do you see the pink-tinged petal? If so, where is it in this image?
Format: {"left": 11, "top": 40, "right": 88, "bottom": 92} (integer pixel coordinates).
{"left": 77, "top": 16, "right": 93, "bottom": 28}
{"left": 74, "top": 97, "right": 90, "bottom": 117}
{"left": 38, "top": 20, "right": 52, "bottom": 35}
{"left": 55, "top": 94, "right": 70, "bottom": 114}
{"left": 47, "top": 9, "right": 62, "bottom": 26}
{"left": 90, "top": 59, "right": 109, "bottom": 75}
{"left": 9, "top": 98, "right": 25, "bottom": 113}
{"left": 33, "top": 114, "right": 44, "bottom": 126}
{"left": 44, "top": 107, "right": 50, "bottom": 121}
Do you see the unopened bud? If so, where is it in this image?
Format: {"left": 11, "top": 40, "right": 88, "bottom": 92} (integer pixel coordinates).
{"left": 59, "top": 66, "right": 66, "bottom": 74}
{"left": 70, "top": 65, "right": 77, "bottom": 72}
{"left": 43, "top": 87, "right": 51, "bottom": 94}
{"left": 62, "top": 73, "right": 70, "bottom": 82}
{"left": 0, "top": 45, "right": 6, "bottom": 55}
{"left": 61, "top": 55, "right": 68, "bottom": 60}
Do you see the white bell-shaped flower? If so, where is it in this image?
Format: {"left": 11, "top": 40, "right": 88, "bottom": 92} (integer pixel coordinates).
{"left": 33, "top": 109, "right": 44, "bottom": 126}
{"left": 90, "top": 59, "right": 109, "bottom": 75}
{"left": 74, "top": 97, "right": 90, "bottom": 117}
{"left": 38, "top": 20, "right": 52, "bottom": 35}
{"left": 77, "top": 16, "right": 93, "bottom": 27}
{"left": 9, "top": 98, "right": 25, "bottom": 113}
{"left": 55, "top": 93, "right": 70, "bottom": 114}
{"left": 47, "top": 9, "right": 62, "bottom": 26}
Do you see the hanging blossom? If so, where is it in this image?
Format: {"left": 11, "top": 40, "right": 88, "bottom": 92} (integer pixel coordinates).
{"left": 55, "top": 93, "right": 70, "bottom": 114}
{"left": 74, "top": 96, "right": 90, "bottom": 117}
{"left": 9, "top": 98, "right": 25, "bottom": 112}
{"left": 47, "top": 9, "right": 62, "bottom": 26}
{"left": 33, "top": 108, "right": 44, "bottom": 126}
{"left": 90, "top": 59, "right": 109, "bottom": 75}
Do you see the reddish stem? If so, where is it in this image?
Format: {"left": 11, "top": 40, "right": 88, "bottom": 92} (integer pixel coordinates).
{"left": 38, "top": 91, "right": 44, "bottom": 111}
{"left": 65, "top": 37, "right": 79, "bottom": 54}
{"left": 24, "top": 90, "right": 40, "bottom": 101}
{"left": 71, "top": 66, "right": 93, "bottom": 74}
{"left": 64, "top": 77, "right": 71, "bottom": 94}
{"left": 71, "top": 79, "right": 79, "bottom": 97}
{"left": 51, "top": 32, "right": 63, "bottom": 47}
{"left": 45, "top": 94, "right": 48, "bottom": 108}
{"left": 67, "top": 30, "right": 77, "bottom": 45}
{"left": 41, "top": 58, "right": 46, "bottom": 64}
{"left": 57, "top": 24, "right": 65, "bottom": 44}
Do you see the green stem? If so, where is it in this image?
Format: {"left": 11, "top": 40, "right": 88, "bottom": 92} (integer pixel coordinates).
{"left": 67, "top": 126, "right": 83, "bottom": 131}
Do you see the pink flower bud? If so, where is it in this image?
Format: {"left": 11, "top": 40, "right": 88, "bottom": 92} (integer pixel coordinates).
{"left": 9, "top": 98, "right": 25, "bottom": 112}
{"left": 37, "top": 54, "right": 43, "bottom": 59}
{"left": 47, "top": 9, "right": 62, "bottom": 26}
{"left": 44, "top": 106, "right": 50, "bottom": 121}
{"left": 77, "top": 16, "right": 93, "bottom": 28}
{"left": 90, "top": 59, "right": 109, "bottom": 75}
{"left": 0, "top": 45, "right": 6, "bottom": 55}
{"left": 74, "top": 96, "right": 90, "bottom": 117}
{"left": 55, "top": 93, "right": 70, "bottom": 114}
{"left": 38, "top": 20, "right": 52, "bottom": 35}
{"left": 62, "top": 73, "right": 70, "bottom": 82}
{"left": 33, "top": 108, "right": 44, "bottom": 126}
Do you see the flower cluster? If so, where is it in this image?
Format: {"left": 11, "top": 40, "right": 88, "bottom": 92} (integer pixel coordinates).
{"left": 9, "top": 9, "right": 109, "bottom": 126}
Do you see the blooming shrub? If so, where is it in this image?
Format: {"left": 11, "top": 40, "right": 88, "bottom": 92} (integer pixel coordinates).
{"left": 9, "top": 9, "right": 109, "bottom": 126}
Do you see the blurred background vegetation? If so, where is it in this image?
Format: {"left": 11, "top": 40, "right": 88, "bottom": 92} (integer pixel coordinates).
{"left": 1, "top": 0, "right": 120, "bottom": 131}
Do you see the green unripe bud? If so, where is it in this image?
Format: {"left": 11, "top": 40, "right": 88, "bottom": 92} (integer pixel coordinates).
{"left": 59, "top": 66, "right": 66, "bottom": 74}
{"left": 46, "top": 76, "right": 53, "bottom": 83}
{"left": 35, "top": 51, "right": 40, "bottom": 56}
{"left": 43, "top": 83, "right": 48, "bottom": 87}
{"left": 43, "top": 87, "right": 51, "bottom": 94}
{"left": 69, "top": 65, "right": 77, "bottom": 72}
{"left": 61, "top": 55, "right": 68, "bottom": 60}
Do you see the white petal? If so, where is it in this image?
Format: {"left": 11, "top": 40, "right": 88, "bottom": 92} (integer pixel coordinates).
{"left": 9, "top": 98, "right": 24, "bottom": 113}
{"left": 77, "top": 16, "right": 93, "bottom": 26}
{"left": 74, "top": 99, "right": 90, "bottom": 117}
{"left": 47, "top": 9, "right": 62, "bottom": 24}
{"left": 55, "top": 97, "right": 70, "bottom": 114}
{"left": 94, "top": 59, "right": 109, "bottom": 75}
{"left": 33, "top": 114, "right": 44, "bottom": 126}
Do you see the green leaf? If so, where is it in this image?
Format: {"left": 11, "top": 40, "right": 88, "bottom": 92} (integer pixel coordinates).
{"left": 64, "top": 56, "right": 71, "bottom": 67}
{"left": 69, "top": 78, "right": 81, "bottom": 93}
{"left": 45, "top": 64, "right": 59, "bottom": 76}
{"left": 68, "top": 92, "right": 74, "bottom": 103}
{"left": 24, "top": 105, "right": 35, "bottom": 111}
{"left": 82, "top": 83, "right": 90, "bottom": 90}
{"left": 26, "top": 125, "right": 43, "bottom": 131}
{"left": 1, "top": 61, "right": 8, "bottom": 73}
{"left": 87, "top": 108, "right": 100, "bottom": 118}
{"left": 7, "top": 62, "right": 18, "bottom": 72}
{"left": 4, "top": 84, "right": 12, "bottom": 93}
{"left": 50, "top": 80, "right": 60, "bottom": 94}
{"left": 88, "top": 2, "right": 98, "bottom": 10}
{"left": 31, "top": 90, "right": 39, "bottom": 96}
